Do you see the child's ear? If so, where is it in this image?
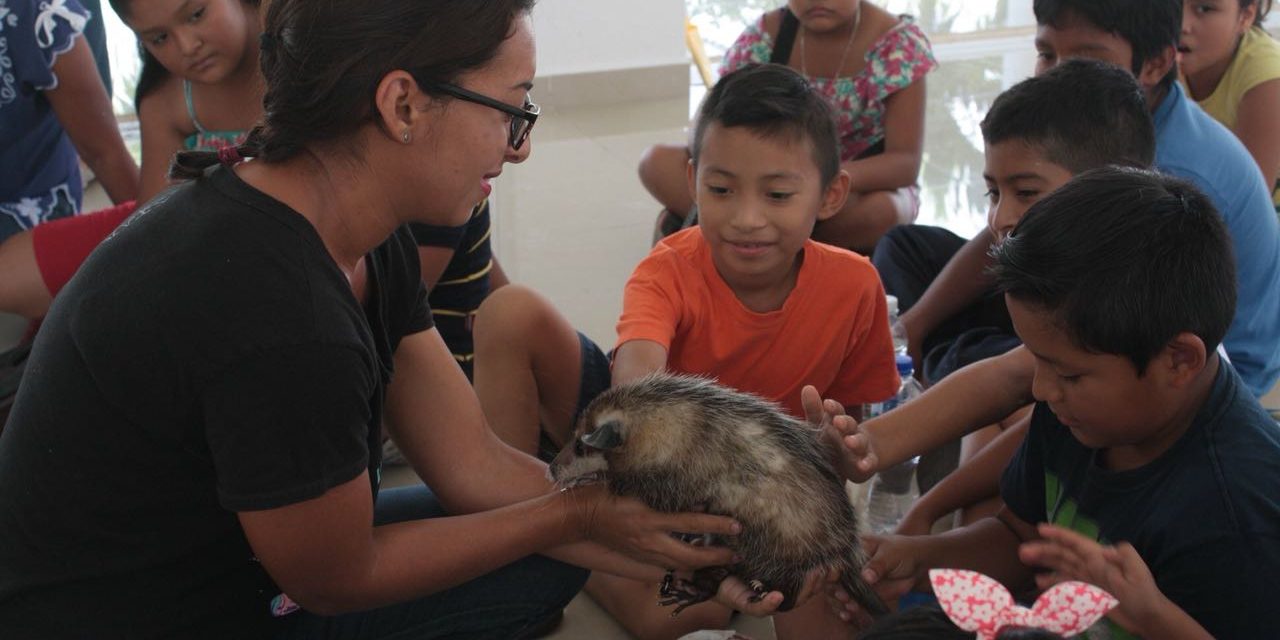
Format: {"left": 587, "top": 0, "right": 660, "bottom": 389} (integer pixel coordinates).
{"left": 817, "top": 169, "right": 852, "bottom": 222}
{"left": 1137, "top": 46, "right": 1177, "bottom": 94}
{"left": 1161, "top": 332, "right": 1209, "bottom": 388}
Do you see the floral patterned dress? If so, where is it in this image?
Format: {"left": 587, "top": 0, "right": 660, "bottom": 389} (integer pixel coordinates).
{"left": 720, "top": 12, "right": 937, "bottom": 163}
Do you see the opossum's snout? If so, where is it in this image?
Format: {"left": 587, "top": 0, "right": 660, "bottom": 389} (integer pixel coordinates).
{"left": 548, "top": 428, "right": 614, "bottom": 490}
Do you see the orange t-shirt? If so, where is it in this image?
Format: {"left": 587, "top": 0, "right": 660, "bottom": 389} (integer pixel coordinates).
{"left": 616, "top": 228, "right": 899, "bottom": 418}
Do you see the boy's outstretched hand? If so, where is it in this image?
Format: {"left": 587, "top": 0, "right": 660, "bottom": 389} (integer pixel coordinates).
{"left": 1019, "top": 524, "right": 1212, "bottom": 639}
{"left": 801, "top": 385, "right": 878, "bottom": 482}
{"left": 826, "top": 533, "right": 926, "bottom": 624}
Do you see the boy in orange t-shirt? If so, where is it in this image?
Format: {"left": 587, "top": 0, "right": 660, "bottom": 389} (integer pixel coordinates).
{"left": 470, "top": 63, "right": 899, "bottom": 639}
{"left": 613, "top": 63, "right": 899, "bottom": 421}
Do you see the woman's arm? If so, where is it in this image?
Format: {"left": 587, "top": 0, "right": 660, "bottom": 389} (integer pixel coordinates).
{"left": 136, "top": 79, "right": 188, "bottom": 204}
{"left": 45, "top": 37, "right": 138, "bottom": 204}
{"left": 1233, "top": 78, "right": 1280, "bottom": 194}
{"left": 238, "top": 329, "right": 749, "bottom": 615}
{"left": 841, "top": 77, "right": 927, "bottom": 194}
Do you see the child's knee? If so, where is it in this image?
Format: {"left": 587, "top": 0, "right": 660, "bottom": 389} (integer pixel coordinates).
{"left": 638, "top": 144, "right": 690, "bottom": 190}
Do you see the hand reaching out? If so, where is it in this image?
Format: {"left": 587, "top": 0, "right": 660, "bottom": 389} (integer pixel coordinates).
{"left": 801, "top": 385, "right": 878, "bottom": 483}
{"left": 828, "top": 533, "right": 925, "bottom": 625}
{"left": 1019, "top": 524, "right": 1211, "bottom": 638}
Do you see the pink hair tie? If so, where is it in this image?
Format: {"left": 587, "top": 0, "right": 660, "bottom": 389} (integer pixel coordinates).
{"left": 929, "top": 569, "right": 1118, "bottom": 639}
{"left": 217, "top": 145, "right": 244, "bottom": 166}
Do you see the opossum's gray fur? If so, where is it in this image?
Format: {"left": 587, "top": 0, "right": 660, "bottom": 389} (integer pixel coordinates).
{"left": 549, "top": 372, "right": 887, "bottom": 617}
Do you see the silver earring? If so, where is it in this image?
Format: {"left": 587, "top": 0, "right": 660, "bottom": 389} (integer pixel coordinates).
{"left": 402, "top": 130, "right": 411, "bottom": 144}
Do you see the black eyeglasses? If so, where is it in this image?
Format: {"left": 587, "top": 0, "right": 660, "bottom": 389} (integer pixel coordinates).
{"left": 417, "top": 79, "right": 539, "bottom": 150}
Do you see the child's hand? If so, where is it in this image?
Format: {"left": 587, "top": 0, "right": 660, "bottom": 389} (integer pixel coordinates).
{"left": 1019, "top": 524, "right": 1175, "bottom": 635}
{"left": 828, "top": 534, "right": 924, "bottom": 623}
{"left": 802, "top": 385, "right": 877, "bottom": 482}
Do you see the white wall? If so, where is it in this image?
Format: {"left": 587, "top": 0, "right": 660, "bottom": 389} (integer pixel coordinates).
{"left": 532, "top": 0, "right": 686, "bottom": 78}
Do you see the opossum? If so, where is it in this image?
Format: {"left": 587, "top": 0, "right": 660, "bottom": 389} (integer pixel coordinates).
{"left": 548, "top": 372, "right": 888, "bottom": 618}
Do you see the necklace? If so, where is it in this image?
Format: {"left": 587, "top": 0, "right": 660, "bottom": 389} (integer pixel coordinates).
{"left": 799, "top": 1, "right": 862, "bottom": 79}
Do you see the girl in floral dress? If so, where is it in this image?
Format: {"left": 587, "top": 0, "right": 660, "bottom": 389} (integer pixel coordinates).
{"left": 640, "top": 0, "right": 936, "bottom": 253}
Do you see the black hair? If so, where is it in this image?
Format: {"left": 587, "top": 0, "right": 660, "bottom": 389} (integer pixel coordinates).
{"left": 1033, "top": 0, "right": 1181, "bottom": 91}
{"left": 169, "top": 0, "right": 535, "bottom": 179}
{"left": 690, "top": 63, "right": 840, "bottom": 186}
{"left": 991, "top": 166, "right": 1235, "bottom": 374}
{"left": 981, "top": 58, "right": 1155, "bottom": 174}
{"left": 856, "top": 604, "right": 1066, "bottom": 640}
{"left": 108, "top": 0, "right": 263, "bottom": 109}
{"left": 1242, "top": 0, "right": 1274, "bottom": 25}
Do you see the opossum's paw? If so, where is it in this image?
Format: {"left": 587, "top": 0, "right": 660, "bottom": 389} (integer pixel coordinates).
{"left": 657, "top": 567, "right": 729, "bottom": 617}
{"left": 747, "top": 580, "right": 766, "bottom": 602}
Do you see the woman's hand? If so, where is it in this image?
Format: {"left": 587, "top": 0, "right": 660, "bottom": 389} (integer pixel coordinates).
{"left": 563, "top": 484, "right": 739, "bottom": 571}
{"left": 714, "top": 565, "right": 828, "bottom": 616}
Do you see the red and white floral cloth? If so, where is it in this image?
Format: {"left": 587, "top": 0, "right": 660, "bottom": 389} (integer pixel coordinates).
{"left": 929, "top": 569, "right": 1117, "bottom": 639}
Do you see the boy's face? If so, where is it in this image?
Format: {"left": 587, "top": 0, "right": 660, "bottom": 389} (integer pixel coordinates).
{"left": 983, "top": 140, "right": 1075, "bottom": 242}
{"left": 1033, "top": 10, "right": 1174, "bottom": 99}
{"left": 689, "top": 123, "right": 848, "bottom": 294}
{"left": 1008, "top": 297, "right": 1187, "bottom": 463}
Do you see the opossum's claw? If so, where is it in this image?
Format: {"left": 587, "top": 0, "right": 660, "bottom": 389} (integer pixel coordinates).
{"left": 657, "top": 567, "right": 731, "bottom": 616}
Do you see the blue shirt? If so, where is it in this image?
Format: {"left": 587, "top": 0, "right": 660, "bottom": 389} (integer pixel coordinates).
{"left": 0, "top": 0, "right": 89, "bottom": 243}
{"left": 1002, "top": 363, "right": 1280, "bottom": 639}
{"left": 1153, "top": 81, "right": 1280, "bottom": 397}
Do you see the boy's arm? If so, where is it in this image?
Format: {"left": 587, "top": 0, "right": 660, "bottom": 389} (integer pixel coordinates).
{"left": 837, "top": 345, "right": 1035, "bottom": 481}
{"left": 1020, "top": 525, "right": 1213, "bottom": 639}
{"left": 839, "top": 507, "right": 1038, "bottom": 617}
{"left": 896, "top": 415, "right": 1030, "bottom": 535}
{"left": 898, "top": 229, "right": 997, "bottom": 366}
{"left": 610, "top": 339, "right": 669, "bottom": 386}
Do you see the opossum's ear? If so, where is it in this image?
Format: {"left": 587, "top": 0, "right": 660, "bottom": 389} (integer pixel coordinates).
{"left": 581, "top": 420, "right": 623, "bottom": 450}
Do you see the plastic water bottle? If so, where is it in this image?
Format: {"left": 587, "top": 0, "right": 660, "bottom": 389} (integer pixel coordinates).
{"left": 865, "top": 353, "right": 924, "bottom": 535}
{"left": 886, "top": 295, "right": 908, "bottom": 357}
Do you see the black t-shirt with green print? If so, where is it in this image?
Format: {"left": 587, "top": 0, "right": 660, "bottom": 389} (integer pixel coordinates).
{"left": 1002, "top": 363, "right": 1280, "bottom": 638}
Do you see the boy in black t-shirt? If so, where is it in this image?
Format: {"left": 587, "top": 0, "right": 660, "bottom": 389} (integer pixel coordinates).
{"left": 842, "top": 167, "right": 1280, "bottom": 638}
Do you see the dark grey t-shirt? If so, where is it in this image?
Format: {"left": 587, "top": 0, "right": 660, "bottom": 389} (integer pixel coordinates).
{"left": 1002, "top": 364, "right": 1280, "bottom": 638}
{"left": 0, "top": 165, "right": 431, "bottom": 637}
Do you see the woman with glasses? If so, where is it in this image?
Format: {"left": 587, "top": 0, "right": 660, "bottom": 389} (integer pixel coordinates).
{"left": 0, "top": 1, "right": 797, "bottom": 637}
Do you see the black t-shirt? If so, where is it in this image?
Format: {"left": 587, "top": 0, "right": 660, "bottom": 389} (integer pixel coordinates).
{"left": 1001, "top": 364, "right": 1280, "bottom": 638}
{"left": 0, "top": 166, "right": 431, "bottom": 638}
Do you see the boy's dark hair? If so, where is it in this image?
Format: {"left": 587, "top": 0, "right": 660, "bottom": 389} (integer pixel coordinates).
{"left": 855, "top": 604, "right": 1065, "bottom": 640}
{"left": 1033, "top": 0, "right": 1180, "bottom": 90}
{"left": 690, "top": 63, "right": 840, "bottom": 186}
{"left": 992, "top": 167, "right": 1236, "bottom": 374}
{"left": 109, "top": 0, "right": 264, "bottom": 109}
{"left": 981, "top": 58, "right": 1154, "bottom": 174}
{"left": 170, "top": 0, "right": 535, "bottom": 178}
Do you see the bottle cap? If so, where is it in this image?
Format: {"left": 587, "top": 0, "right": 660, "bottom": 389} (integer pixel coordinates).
{"left": 885, "top": 294, "right": 899, "bottom": 318}
{"left": 895, "top": 352, "right": 914, "bottom": 376}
